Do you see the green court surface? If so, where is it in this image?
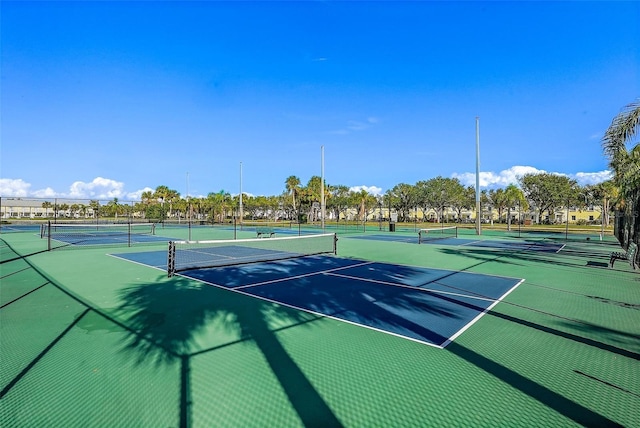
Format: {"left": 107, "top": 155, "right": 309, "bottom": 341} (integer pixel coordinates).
{"left": 1, "top": 226, "right": 639, "bottom": 427}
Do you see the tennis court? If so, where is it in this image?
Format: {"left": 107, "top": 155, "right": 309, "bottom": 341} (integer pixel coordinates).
{"left": 348, "top": 229, "right": 565, "bottom": 253}
{"left": 113, "top": 244, "right": 522, "bottom": 347}
{"left": 1, "top": 226, "right": 638, "bottom": 427}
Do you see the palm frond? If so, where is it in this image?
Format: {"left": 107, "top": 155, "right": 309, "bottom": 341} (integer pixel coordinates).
{"left": 602, "top": 98, "right": 640, "bottom": 163}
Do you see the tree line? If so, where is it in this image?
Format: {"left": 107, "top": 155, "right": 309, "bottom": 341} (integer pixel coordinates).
{"left": 132, "top": 173, "right": 617, "bottom": 227}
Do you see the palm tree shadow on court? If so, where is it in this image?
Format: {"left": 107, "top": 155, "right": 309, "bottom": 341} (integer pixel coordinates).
{"left": 219, "top": 257, "right": 470, "bottom": 347}
{"left": 115, "top": 273, "right": 344, "bottom": 428}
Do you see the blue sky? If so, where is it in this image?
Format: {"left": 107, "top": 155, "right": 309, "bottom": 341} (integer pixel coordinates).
{"left": 1, "top": 1, "right": 638, "bottom": 200}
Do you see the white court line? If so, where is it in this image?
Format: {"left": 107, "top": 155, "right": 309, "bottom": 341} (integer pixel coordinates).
{"left": 459, "top": 239, "right": 484, "bottom": 247}
{"left": 440, "top": 278, "right": 525, "bottom": 348}
{"left": 108, "top": 253, "right": 167, "bottom": 270}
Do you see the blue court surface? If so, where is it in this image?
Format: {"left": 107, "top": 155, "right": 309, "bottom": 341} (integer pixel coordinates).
{"left": 347, "top": 234, "right": 565, "bottom": 253}
{"left": 0, "top": 224, "right": 42, "bottom": 233}
{"left": 112, "top": 250, "right": 523, "bottom": 348}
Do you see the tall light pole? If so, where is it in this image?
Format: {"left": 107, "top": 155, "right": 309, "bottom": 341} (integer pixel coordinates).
{"left": 239, "top": 161, "right": 243, "bottom": 226}
{"left": 186, "top": 172, "right": 191, "bottom": 240}
{"left": 321, "top": 146, "right": 325, "bottom": 230}
{"left": 475, "top": 117, "right": 482, "bottom": 235}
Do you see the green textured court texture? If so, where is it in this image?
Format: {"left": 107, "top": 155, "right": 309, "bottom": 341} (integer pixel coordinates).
{"left": 1, "top": 226, "right": 638, "bottom": 427}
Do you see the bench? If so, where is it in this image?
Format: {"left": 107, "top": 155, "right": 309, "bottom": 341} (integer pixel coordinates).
{"left": 256, "top": 227, "right": 275, "bottom": 238}
{"left": 609, "top": 242, "right": 638, "bottom": 269}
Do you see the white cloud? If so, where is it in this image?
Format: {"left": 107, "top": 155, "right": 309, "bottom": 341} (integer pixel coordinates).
{"left": 573, "top": 170, "right": 613, "bottom": 186}
{"left": 0, "top": 178, "right": 31, "bottom": 197}
{"left": 126, "top": 187, "right": 155, "bottom": 200}
{"left": 32, "top": 187, "right": 57, "bottom": 198}
{"left": 68, "top": 177, "right": 126, "bottom": 199}
{"left": 452, "top": 166, "right": 612, "bottom": 188}
{"left": 349, "top": 185, "right": 382, "bottom": 196}
{"left": 0, "top": 177, "right": 154, "bottom": 201}
{"left": 453, "top": 166, "right": 545, "bottom": 188}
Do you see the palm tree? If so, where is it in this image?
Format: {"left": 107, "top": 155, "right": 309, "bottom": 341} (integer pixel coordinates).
{"left": 89, "top": 200, "right": 100, "bottom": 219}
{"left": 504, "top": 184, "right": 528, "bottom": 231}
{"left": 306, "top": 176, "right": 329, "bottom": 222}
{"left": 602, "top": 98, "right": 640, "bottom": 249}
{"left": 284, "top": 176, "right": 303, "bottom": 222}
{"left": 284, "top": 176, "right": 301, "bottom": 212}
{"left": 153, "top": 186, "right": 180, "bottom": 219}
{"left": 58, "top": 203, "right": 69, "bottom": 218}
{"left": 107, "top": 198, "right": 120, "bottom": 219}
{"left": 70, "top": 204, "right": 80, "bottom": 219}
{"left": 41, "top": 201, "right": 53, "bottom": 218}
{"left": 141, "top": 190, "right": 153, "bottom": 205}
{"left": 353, "top": 188, "right": 377, "bottom": 222}
{"left": 602, "top": 98, "right": 640, "bottom": 199}
{"left": 592, "top": 180, "right": 618, "bottom": 227}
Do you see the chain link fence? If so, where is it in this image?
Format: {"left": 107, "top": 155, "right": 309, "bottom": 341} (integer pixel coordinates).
{"left": 613, "top": 191, "right": 640, "bottom": 267}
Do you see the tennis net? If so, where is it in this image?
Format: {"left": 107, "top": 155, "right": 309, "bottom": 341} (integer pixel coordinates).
{"left": 240, "top": 221, "right": 294, "bottom": 230}
{"left": 168, "top": 233, "right": 337, "bottom": 277}
{"left": 41, "top": 222, "right": 156, "bottom": 238}
{"left": 418, "top": 226, "right": 458, "bottom": 244}
{"left": 41, "top": 221, "right": 156, "bottom": 249}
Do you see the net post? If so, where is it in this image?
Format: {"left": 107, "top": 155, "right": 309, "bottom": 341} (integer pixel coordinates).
{"left": 128, "top": 219, "right": 132, "bottom": 247}
{"left": 47, "top": 220, "right": 52, "bottom": 251}
{"left": 333, "top": 233, "right": 338, "bottom": 255}
{"left": 455, "top": 226, "right": 458, "bottom": 238}
{"left": 167, "top": 241, "right": 176, "bottom": 277}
